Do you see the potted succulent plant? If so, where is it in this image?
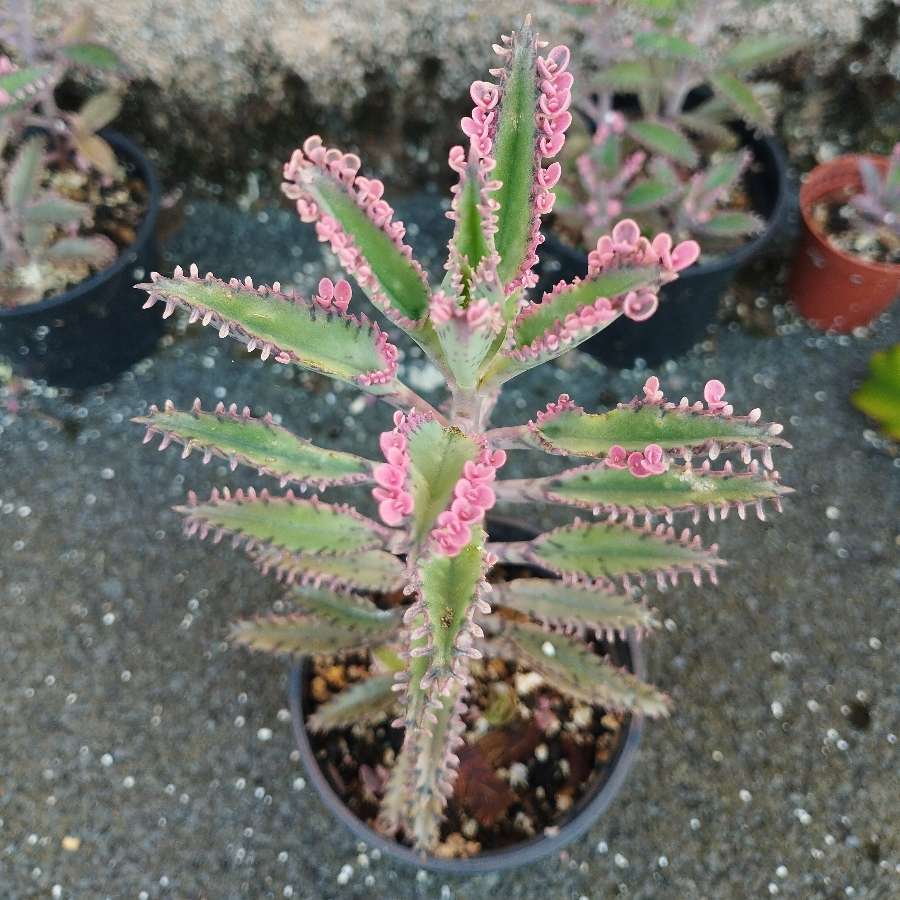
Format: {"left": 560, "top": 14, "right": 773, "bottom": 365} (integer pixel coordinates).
{"left": 0, "top": 3, "right": 162, "bottom": 388}
{"left": 789, "top": 145, "right": 899, "bottom": 332}
{"left": 543, "top": 0, "right": 797, "bottom": 366}
{"left": 133, "top": 19, "right": 791, "bottom": 871}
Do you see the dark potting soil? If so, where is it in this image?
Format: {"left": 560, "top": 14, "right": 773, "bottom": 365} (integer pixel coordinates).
{"left": 812, "top": 193, "right": 900, "bottom": 267}
{"left": 304, "top": 565, "right": 630, "bottom": 860}
{"left": 0, "top": 152, "right": 149, "bottom": 308}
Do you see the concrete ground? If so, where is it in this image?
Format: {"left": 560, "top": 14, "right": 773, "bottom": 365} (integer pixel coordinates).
{"left": 1, "top": 199, "right": 897, "bottom": 899}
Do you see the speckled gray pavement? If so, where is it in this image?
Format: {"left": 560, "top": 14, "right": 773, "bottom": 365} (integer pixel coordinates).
{"left": 1, "top": 198, "right": 898, "bottom": 899}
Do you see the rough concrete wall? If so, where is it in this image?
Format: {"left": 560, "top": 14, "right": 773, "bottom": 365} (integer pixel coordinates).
{"left": 32, "top": 0, "right": 897, "bottom": 189}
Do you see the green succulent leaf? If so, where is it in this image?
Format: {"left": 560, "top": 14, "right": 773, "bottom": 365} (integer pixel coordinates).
{"left": 176, "top": 490, "right": 389, "bottom": 557}
{"left": 534, "top": 462, "right": 790, "bottom": 517}
{"left": 4, "top": 136, "right": 44, "bottom": 211}
{"left": 622, "top": 177, "right": 683, "bottom": 212}
{"left": 0, "top": 65, "right": 54, "bottom": 116}
{"left": 721, "top": 35, "right": 804, "bottom": 71}
{"left": 694, "top": 211, "right": 764, "bottom": 238}
{"left": 710, "top": 73, "right": 771, "bottom": 131}
{"left": 634, "top": 31, "right": 704, "bottom": 61}
{"left": 23, "top": 197, "right": 91, "bottom": 226}
{"left": 593, "top": 61, "right": 656, "bottom": 91}
{"left": 288, "top": 585, "right": 401, "bottom": 631}
{"left": 229, "top": 611, "right": 397, "bottom": 657}
{"left": 694, "top": 153, "right": 746, "bottom": 197}
{"left": 136, "top": 271, "right": 400, "bottom": 393}
{"left": 626, "top": 120, "right": 698, "bottom": 168}
{"left": 452, "top": 165, "right": 491, "bottom": 274}
{"left": 134, "top": 400, "right": 373, "bottom": 487}
{"left": 529, "top": 404, "right": 788, "bottom": 458}
{"left": 496, "top": 578, "right": 657, "bottom": 634}
{"left": 75, "top": 90, "right": 122, "bottom": 133}
{"left": 491, "top": 34, "right": 539, "bottom": 285}
{"left": 851, "top": 344, "right": 900, "bottom": 439}
{"left": 59, "top": 42, "right": 123, "bottom": 70}
{"left": 307, "top": 674, "right": 398, "bottom": 731}
{"left": 256, "top": 548, "right": 405, "bottom": 594}
{"left": 517, "top": 520, "right": 723, "bottom": 585}
{"left": 500, "top": 621, "right": 669, "bottom": 715}
{"left": 45, "top": 235, "right": 116, "bottom": 266}
{"left": 406, "top": 420, "right": 481, "bottom": 545}
{"left": 419, "top": 533, "right": 484, "bottom": 685}
{"left": 307, "top": 175, "right": 430, "bottom": 323}
{"left": 675, "top": 112, "right": 737, "bottom": 148}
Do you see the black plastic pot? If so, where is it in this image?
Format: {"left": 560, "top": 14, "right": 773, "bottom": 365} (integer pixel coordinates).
{"left": 288, "top": 518, "right": 645, "bottom": 874}
{"left": 538, "top": 128, "right": 791, "bottom": 369}
{"left": 0, "top": 131, "right": 163, "bottom": 389}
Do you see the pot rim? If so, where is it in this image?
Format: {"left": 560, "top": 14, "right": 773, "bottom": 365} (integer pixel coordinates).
{"left": 545, "top": 130, "right": 791, "bottom": 279}
{"left": 288, "top": 634, "right": 645, "bottom": 875}
{"left": 0, "top": 129, "right": 161, "bottom": 319}
{"left": 797, "top": 154, "right": 899, "bottom": 277}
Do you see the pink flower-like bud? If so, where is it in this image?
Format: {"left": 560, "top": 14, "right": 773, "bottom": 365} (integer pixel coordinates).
{"left": 470, "top": 80, "right": 500, "bottom": 110}
{"left": 451, "top": 498, "right": 483, "bottom": 524}
{"left": 704, "top": 379, "right": 727, "bottom": 411}
{"left": 379, "top": 431, "right": 406, "bottom": 456}
{"left": 607, "top": 445, "right": 628, "bottom": 468}
{"left": 537, "top": 162, "right": 562, "bottom": 188}
{"left": 642, "top": 443, "right": 667, "bottom": 474}
{"left": 643, "top": 376, "right": 664, "bottom": 404}
{"left": 623, "top": 290, "right": 658, "bottom": 322}
{"left": 671, "top": 240, "right": 701, "bottom": 272}
{"left": 455, "top": 478, "right": 496, "bottom": 509}
{"left": 611, "top": 218, "right": 641, "bottom": 250}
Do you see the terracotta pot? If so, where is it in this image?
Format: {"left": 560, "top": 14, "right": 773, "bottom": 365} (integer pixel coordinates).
{"left": 789, "top": 154, "right": 899, "bottom": 332}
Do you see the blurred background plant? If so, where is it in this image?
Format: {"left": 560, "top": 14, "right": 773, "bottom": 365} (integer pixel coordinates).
{"left": 553, "top": 0, "right": 802, "bottom": 252}
{"left": 852, "top": 343, "right": 900, "bottom": 439}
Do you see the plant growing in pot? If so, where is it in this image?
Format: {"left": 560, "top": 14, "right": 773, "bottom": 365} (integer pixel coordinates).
{"left": 789, "top": 144, "right": 899, "bottom": 332}
{"left": 0, "top": 2, "right": 162, "bottom": 388}
{"left": 544, "top": 0, "right": 799, "bottom": 366}
{"left": 133, "top": 19, "right": 791, "bottom": 870}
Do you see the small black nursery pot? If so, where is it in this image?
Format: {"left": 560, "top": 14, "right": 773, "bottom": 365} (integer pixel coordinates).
{"left": 288, "top": 518, "right": 646, "bottom": 874}
{"left": 0, "top": 131, "right": 163, "bottom": 389}
{"left": 538, "top": 128, "right": 791, "bottom": 369}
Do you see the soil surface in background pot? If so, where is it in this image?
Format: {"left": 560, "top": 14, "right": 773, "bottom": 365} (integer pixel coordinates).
{"left": 0, "top": 154, "right": 149, "bottom": 307}
{"left": 811, "top": 191, "right": 900, "bottom": 267}
{"left": 304, "top": 563, "right": 631, "bottom": 860}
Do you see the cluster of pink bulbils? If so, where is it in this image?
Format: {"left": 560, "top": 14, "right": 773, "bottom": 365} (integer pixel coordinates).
{"left": 605, "top": 443, "right": 668, "bottom": 478}
{"left": 461, "top": 36, "right": 572, "bottom": 290}
{"left": 428, "top": 292, "right": 503, "bottom": 334}
{"left": 312, "top": 277, "right": 351, "bottom": 314}
{"left": 587, "top": 219, "right": 701, "bottom": 322}
{"left": 430, "top": 444, "right": 507, "bottom": 556}
{"left": 371, "top": 411, "right": 421, "bottom": 526}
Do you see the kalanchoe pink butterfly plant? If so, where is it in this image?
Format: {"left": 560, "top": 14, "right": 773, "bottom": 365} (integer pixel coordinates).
{"left": 134, "top": 19, "right": 791, "bottom": 852}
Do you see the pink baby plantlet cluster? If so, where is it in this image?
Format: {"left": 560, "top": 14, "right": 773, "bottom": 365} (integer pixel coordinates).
{"left": 556, "top": 0, "right": 803, "bottom": 251}
{"left": 133, "top": 19, "right": 792, "bottom": 855}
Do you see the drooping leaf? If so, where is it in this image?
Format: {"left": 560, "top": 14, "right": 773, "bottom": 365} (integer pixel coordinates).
{"left": 527, "top": 403, "right": 789, "bottom": 459}
{"left": 626, "top": 120, "right": 698, "bottom": 167}
{"left": 255, "top": 547, "right": 405, "bottom": 594}
{"left": 71, "top": 132, "right": 118, "bottom": 176}
{"left": 4, "top": 136, "right": 44, "bottom": 212}
{"left": 710, "top": 73, "right": 771, "bottom": 131}
{"left": 495, "top": 577, "right": 657, "bottom": 635}
{"left": 136, "top": 270, "right": 401, "bottom": 394}
{"left": 176, "top": 489, "right": 390, "bottom": 557}
{"left": 307, "top": 675, "right": 398, "bottom": 731}
{"left": 134, "top": 399, "right": 373, "bottom": 488}
{"left": 229, "top": 611, "right": 398, "bottom": 657}
{"left": 406, "top": 419, "right": 481, "bottom": 545}
{"left": 496, "top": 519, "right": 724, "bottom": 587}
{"left": 59, "top": 42, "right": 123, "bottom": 70}
{"left": 721, "top": 35, "right": 804, "bottom": 72}
{"left": 500, "top": 620, "right": 670, "bottom": 715}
